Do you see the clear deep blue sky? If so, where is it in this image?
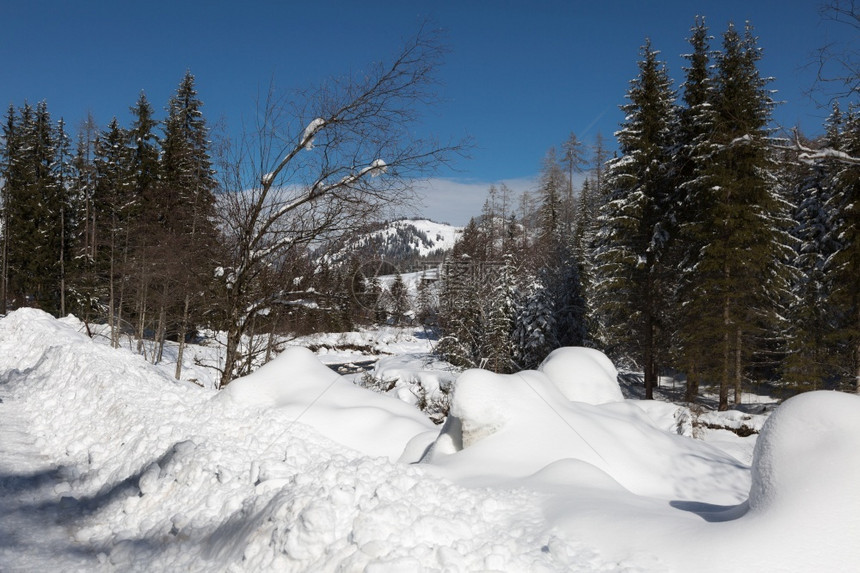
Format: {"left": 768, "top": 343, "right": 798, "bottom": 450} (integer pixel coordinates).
{"left": 2, "top": 0, "right": 855, "bottom": 224}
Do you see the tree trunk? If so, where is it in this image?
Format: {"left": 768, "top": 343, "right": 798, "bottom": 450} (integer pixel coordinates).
{"left": 243, "top": 314, "right": 258, "bottom": 376}
{"left": 684, "top": 361, "right": 699, "bottom": 403}
{"left": 643, "top": 304, "right": 656, "bottom": 400}
{"left": 719, "top": 295, "right": 730, "bottom": 411}
{"left": 175, "top": 293, "right": 191, "bottom": 380}
{"left": 734, "top": 327, "right": 743, "bottom": 405}
{"left": 156, "top": 300, "right": 167, "bottom": 364}
{"left": 154, "top": 282, "right": 168, "bottom": 365}
{"left": 136, "top": 263, "right": 148, "bottom": 357}
{"left": 59, "top": 203, "right": 65, "bottom": 316}
{"left": 221, "top": 317, "right": 243, "bottom": 388}
{"left": 115, "top": 228, "right": 131, "bottom": 349}
{"left": 644, "top": 348, "right": 656, "bottom": 400}
{"left": 109, "top": 224, "right": 118, "bottom": 348}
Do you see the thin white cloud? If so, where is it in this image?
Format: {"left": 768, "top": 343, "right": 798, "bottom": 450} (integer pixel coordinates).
{"left": 408, "top": 176, "right": 538, "bottom": 226}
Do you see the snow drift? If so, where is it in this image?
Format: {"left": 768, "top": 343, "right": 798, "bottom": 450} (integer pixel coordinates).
{"left": 216, "top": 346, "right": 434, "bottom": 460}
{"left": 421, "top": 357, "right": 749, "bottom": 504}
{"left": 1, "top": 309, "right": 859, "bottom": 572}
{"left": 538, "top": 346, "right": 623, "bottom": 404}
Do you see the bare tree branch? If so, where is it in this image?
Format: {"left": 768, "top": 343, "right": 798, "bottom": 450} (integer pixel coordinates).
{"left": 808, "top": 0, "right": 860, "bottom": 101}
{"left": 212, "top": 26, "right": 469, "bottom": 387}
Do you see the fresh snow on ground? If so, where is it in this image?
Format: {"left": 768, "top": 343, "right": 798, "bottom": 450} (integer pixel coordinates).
{"left": 1, "top": 308, "right": 859, "bottom": 571}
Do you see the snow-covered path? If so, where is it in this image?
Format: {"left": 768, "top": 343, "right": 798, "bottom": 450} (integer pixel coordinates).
{"left": 0, "top": 392, "right": 102, "bottom": 572}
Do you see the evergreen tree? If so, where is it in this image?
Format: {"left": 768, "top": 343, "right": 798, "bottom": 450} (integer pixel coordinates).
{"left": 513, "top": 273, "right": 556, "bottom": 370}
{"left": 673, "top": 17, "right": 719, "bottom": 401}
{"left": 592, "top": 40, "right": 677, "bottom": 399}
{"left": 52, "top": 118, "right": 76, "bottom": 316}
{"left": 682, "top": 23, "right": 794, "bottom": 409}
{"left": 437, "top": 220, "right": 487, "bottom": 369}
{"left": 783, "top": 126, "right": 840, "bottom": 390}
{"left": 93, "top": 117, "right": 134, "bottom": 344}
{"left": 129, "top": 92, "right": 160, "bottom": 210}
{"left": 388, "top": 273, "right": 410, "bottom": 325}
{"left": 126, "top": 92, "right": 161, "bottom": 352}
{"left": 824, "top": 104, "right": 860, "bottom": 391}
{"left": 483, "top": 254, "right": 518, "bottom": 373}
{"left": 537, "top": 147, "right": 567, "bottom": 245}
{"left": 1, "top": 102, "right": 68, "bottom": 313}
{"left": 67, "top": 114, "right": 99, "bottom": 320}
{"left": 159, "top": 72, "right": 219, "bottom": 374}
{"left": 0, "top": 105, "right": 19, "bottom": 311}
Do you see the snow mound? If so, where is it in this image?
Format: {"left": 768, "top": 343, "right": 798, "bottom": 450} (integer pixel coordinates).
{"left": 749, "top": 390, "right": 860, "bottom": 515}
{"left": 539, "top": 347, "right": 623, "bottom": 404}
{"left": 217, "top": 346, "right": 434, "bottom": 460}
{"left": 424, "top": 366, "right": 749, "bottom": 503}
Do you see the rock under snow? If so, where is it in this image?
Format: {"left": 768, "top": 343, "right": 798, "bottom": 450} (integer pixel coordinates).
{"left": 217, "top": 346, "right": 434, "bottom": 460}
{"left": 424, "top": 365, "right": 748, "bottom": 503}
{"left": 538, "top": 347, "right": 623, "bottom": 405}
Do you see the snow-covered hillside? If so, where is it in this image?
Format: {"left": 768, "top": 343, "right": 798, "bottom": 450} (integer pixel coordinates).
{"left": 322, "top": 219, "right": 462, "bottom": 266}
{"left": 1, "top": 309, "right": 859, "bottom": 571}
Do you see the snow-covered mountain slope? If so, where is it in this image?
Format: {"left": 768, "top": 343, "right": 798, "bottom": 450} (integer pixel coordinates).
{"left": 322, "top": 218, "right": 462, "bottom": 266}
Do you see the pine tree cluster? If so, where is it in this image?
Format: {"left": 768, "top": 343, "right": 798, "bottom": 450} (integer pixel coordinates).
{"left": 1, "top": 72, "right": 219, "bottom": 374}
{"left": 591, "top": 19, "right": 860, "bottom": 407}
{"left": 437, "top": 18, "right": 859, "bottom": 406}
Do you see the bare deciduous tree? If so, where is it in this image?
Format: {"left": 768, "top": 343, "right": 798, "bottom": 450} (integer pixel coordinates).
{"left": 214, "top": 28, "right": 466, "bottom": 387}
{"left": 811, "top": 0, "right": 859, "bottom": 99}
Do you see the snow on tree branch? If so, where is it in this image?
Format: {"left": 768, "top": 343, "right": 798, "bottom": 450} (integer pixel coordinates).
{"left": 790, "top": 129, "right": 860, "bottom": 165}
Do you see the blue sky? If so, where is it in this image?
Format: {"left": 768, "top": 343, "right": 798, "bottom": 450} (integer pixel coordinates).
{"left": 2, "top": 1, "right": 854, "bottom": 224}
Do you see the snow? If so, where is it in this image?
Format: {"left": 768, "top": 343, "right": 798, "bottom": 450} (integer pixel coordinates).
{"left": 749, "top": 391, "right": 860, "bottom": 514}
{"left": 538, "top": 346, "right": 623, "bottom": 404}
{"left": 2, "top": 308, "right": 859, "bottom": 571}
{"left": 348, "top": 219, "right": 462, "bottom": 260}
{"left": 301, "top": 117, "right": 325, "bottom": 150}
{"left": 216, "top": 346, "right": 434, "bottom": 460}
{"left": 368, "top": 158, "right": 387, "bottom": 177}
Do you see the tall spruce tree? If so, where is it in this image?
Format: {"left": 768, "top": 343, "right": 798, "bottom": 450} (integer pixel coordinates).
{"left": 592, "top": 40, "right": 677, "bottom": 399}
{"left": 126, "top": 92, "right": 161, "bottom": 351}
{"left": 673, "top": 17, "right": 719, "bottom": 401}
{"left": 682, "top": 23, "right": 794, "bottom": 409}
{"left": 67, "top": 114, "right": 99, "bottom": 321}
{"left": 2, "top": 102, "right": 67, "bottom": 313}
{"left": 0, "top": 105, "right": 19, "bottom": 312}
{"left": 783, "top": 124, "right": 840, "bottom": 390}
{"left": 824, "top": 104, "right": 860, "bottom": 391}
{"left": 159, "top": 71, "right": 218, "bottom": 374}
{"left": 52, "top": 118, "right": 75, "bottom": 316}
{"left": 93, "top": 117, "right": 134, "bottom": 345}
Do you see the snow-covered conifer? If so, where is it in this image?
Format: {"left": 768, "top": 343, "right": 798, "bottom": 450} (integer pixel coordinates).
{"left": 591, "top": 39, "right": 677, "bottom": 399}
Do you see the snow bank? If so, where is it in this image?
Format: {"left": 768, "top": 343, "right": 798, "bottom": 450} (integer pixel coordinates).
{"left": 538, "top": 347, "right": 623, "bottom": 404}
{"left": 216, "top": 346, "right": 434, "bottom": 460}
{"left": 0, "top": 309, "right": 622, "bottom": 571}
{"left": 3, "top": 310, "right": 859, "bottom": 572}
{"left": 750, "top": 391, "right": 860, "bottom": 514}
